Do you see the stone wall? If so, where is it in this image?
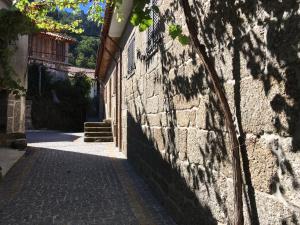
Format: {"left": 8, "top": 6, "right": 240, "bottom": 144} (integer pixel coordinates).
{"left": 105, "top": 0, "right": 300, "bottom": 224}
{"left": 7, "top": 94, "right": 26, "bottom": 134}
{"left": 25, "top": 100, "right": 33, "bottom": 130}
{"left": 0, "top": 91, "right": 8, "bottom": 132}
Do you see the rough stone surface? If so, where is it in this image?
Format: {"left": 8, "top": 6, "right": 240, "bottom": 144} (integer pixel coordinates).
{"left": 246, "top": 134, "right": 277, "bottom": 193}
{"left": 175, "top": 128, "right": 187, "bottom": 160}
{"left": 146, "top": 96, "right": 159, "bottom": 114}
{"left": 10, "top": 139, "right": 27, "bottom": 150}
{"left": 13, "top": 101, "right": 21, "bottom": 132}
{"left": 147, "top": 114, "right": 162, "bottom": 127}
{"left": 175, "top": 110, "right": 190, "bottom": 127}
{"left": 153, "top": 128, "right": 165, "bottom": 151}
{"left": 240, "top": 77, "right": 285, "bottom": 135}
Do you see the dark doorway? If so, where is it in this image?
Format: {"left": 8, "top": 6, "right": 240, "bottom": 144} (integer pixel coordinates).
{"left": 0, "top": 90, "right": 8, "bottom": 133}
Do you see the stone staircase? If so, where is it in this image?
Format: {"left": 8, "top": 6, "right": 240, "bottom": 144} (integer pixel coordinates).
{"left": 84, "top": 120, "right": 113, "bottom": 142}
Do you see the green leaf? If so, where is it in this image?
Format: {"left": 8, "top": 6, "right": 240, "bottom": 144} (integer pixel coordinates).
{"left": 178, "top": 34, "right": 190, "bottom": 45}
{"left": 168, "top": 24, "right": 182, "bottom": 39}
{"left": 142, "top": 18, "right": 153, "bottom": 27}
{"left": 130, "top": 13, "right": 140, "bottom": 26}
{"left": 139, "top": 23, "right": 149, "bottom": 32}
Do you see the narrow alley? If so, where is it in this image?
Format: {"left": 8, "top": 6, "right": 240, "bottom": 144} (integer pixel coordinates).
{"left": 1, "top": 0, "right": 299, "bottom": 224}
{"left": 0, "top": 131, "right": 175, "bottom": 225}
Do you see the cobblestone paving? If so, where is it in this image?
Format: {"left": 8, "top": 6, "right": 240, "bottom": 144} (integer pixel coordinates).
{"left": 0, "top": 131, "right": 175, "bottom": 225}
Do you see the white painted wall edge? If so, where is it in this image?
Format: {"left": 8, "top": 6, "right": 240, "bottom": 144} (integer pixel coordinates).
{"left": 108, "top": 0, "right": 133, "bottom": 38}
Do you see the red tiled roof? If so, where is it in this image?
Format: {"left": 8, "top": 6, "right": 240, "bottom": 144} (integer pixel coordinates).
{"left": 67, "top": 66, "right": 95, "bottom": 79}
{"left": 40, "top": 32, "right": 76, "bottom": 43}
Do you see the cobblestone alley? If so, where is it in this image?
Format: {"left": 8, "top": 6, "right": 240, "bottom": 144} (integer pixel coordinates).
{"left": 0, "top": 131, "right": 175, "bottom": 225}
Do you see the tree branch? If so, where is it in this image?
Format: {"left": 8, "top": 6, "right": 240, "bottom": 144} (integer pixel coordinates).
{"left": 180, "top": 1, "right": 244, "bottom": 224}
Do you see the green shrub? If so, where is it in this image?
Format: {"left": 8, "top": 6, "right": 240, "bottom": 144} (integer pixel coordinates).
{"left": 28, "top": 64, "right": 92, "bottom": 131}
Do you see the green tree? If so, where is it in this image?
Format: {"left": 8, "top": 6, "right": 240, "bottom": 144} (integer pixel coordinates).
{"left": 72, "top": 36, "right": 99, "bottom": 69}
{"left": 51, "top": 10, "right": 100, "bottom": 69}
{"left": 50, "top": 10, "right": 101, "bottom": 37}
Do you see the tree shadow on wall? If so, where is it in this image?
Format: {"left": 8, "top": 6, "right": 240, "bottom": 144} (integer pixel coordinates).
{"left": 126, "top": 0, "right": 300, "bottom": 224}
{"left": 189, "top": 0, "right": 300, "bottom": 141}
{"left": 127, "top": 113, "right": 218, "bottom": 225}
{"left": 139, "top": 0, "right": 300, "bottom": 224}
{"left": 169, "top": 0, "right": 299, "bottom": 224}
{"left": 124, "top": 57, "right": 231, "bottom": 222}
{"left": 129, "top": 45, "right": 231, "bottom": 225}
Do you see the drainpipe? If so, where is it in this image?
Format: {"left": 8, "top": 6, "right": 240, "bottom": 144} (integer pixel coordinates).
{"left": 103, "top": 44, "right": 123, "bottom": 148}
{"left": 119, "top": 48, "right": 123, "bottom": 151}
{"left": 115, "top": 60, "right": 119, "bottom": 147}
{"left": 106, "top": 35, "right": 123, "bottom": 151}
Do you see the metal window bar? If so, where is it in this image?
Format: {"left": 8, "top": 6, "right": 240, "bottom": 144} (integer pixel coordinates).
{"left": 146, "top": 0, "right": 160, "bottom": 55}
{"left": 127, "top": 37, "right": 136, "bottom": 75}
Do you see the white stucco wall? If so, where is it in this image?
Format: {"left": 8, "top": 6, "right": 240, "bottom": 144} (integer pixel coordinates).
{"left": 0, "top": 0, "right": 8, "bottom": 8}
{"left": 0, "top": 0, "right": 28, "bottom": 88}
{"left": 10, "top": 35, "right": 29, "bottom": 87}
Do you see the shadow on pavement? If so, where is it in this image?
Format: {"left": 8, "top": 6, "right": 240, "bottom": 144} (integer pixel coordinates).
{"left": 26, "top": 130, "right": 82, "bottom": 143}
{"left": 0, "top": 145, "right": 175, "bottom": 225}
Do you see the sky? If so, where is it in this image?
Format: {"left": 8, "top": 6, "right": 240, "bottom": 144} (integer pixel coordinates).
{"left": 65, "top": 2, "right": 92, "bottom": 14}
{"left": 80, "top": 3, "right": 92, "bottom": 14}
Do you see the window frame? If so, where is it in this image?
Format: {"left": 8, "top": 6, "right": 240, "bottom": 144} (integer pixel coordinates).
{"left": 127, "top": 36, "right": 136, "bottom": 78}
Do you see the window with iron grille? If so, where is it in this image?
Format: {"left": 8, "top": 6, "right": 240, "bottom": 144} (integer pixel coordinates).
{"left": 127, "top": 37, "right": 136, "bottom": 76}
{"left": 146, "top": 0, "right": 161, "bottom": 56}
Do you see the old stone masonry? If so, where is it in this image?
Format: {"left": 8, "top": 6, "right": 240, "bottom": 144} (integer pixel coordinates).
{"left": 0, "top": 131, "right": 175, "bottom": 225}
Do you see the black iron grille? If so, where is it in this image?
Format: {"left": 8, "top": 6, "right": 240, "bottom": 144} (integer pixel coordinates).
{"left": 146, "top": 0, "right": 161, "bottom": 56}
{"left": 127, "top": 37, "right": 136, "bottom": 75}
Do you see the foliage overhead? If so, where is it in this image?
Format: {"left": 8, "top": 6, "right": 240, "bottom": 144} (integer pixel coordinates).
{"left": 50, "top": 9, "right": 101, "bottom": 37}
{"left": 14, "top": 0, "right": 189, "bottom": 44}
{"left": 15, "top": 0, "right": 104, "bottom": 33}
{"left": 0, "top": 8, "right": 37, "bottom": 95}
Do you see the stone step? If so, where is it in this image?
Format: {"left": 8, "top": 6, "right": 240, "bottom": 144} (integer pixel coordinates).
{"left": 84, "top": 127, "right": 112, "bottom": 132}
{"left": 84, "top": 136, "right": 113, "bottom": 142}
{"left": 84, "top": 122, "right": 111, "bottom": 128}
{"left": 84, "top": 132, "right": 112, "bottom": 137}
{"left": 11, "top": 139, "right": 27, "bottom": 150}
